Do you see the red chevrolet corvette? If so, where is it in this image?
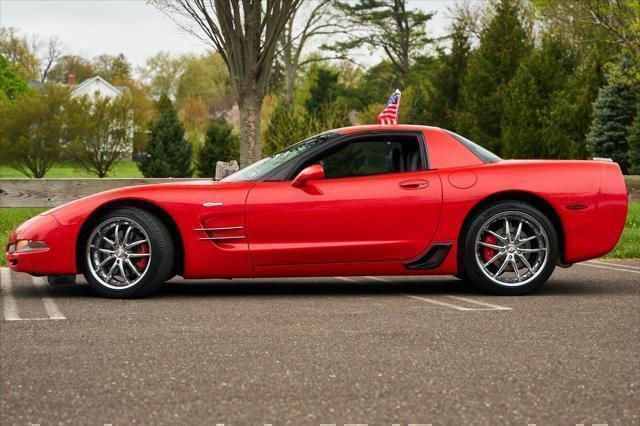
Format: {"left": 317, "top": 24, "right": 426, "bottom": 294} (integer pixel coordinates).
{"left": 6, "top": 125, "right": 628, "bottom": 298}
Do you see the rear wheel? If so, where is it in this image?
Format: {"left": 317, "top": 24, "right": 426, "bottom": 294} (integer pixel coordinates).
{"left": 81, "top": 208, "right": 174, "bottom": 298}
{"left": 463, "top": 201, "right": 558, "bottom": 295}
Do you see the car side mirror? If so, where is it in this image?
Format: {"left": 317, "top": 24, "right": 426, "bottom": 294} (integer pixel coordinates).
{"left": 291, "top": 164, "right": 325, "bottom": 188}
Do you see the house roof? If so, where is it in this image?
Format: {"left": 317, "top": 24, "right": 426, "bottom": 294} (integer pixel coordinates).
{"left": 71, "top": 76, "right": 124, "bottom": 97}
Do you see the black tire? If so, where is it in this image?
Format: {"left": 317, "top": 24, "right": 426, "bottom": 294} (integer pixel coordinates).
{"left": 462, "top": 201, "right": 558, "bottom": 295}
{"left": 81, "top": 207, "right": 174, "bottom": 298}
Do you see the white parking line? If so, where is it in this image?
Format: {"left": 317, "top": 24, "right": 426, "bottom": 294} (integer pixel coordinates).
{"left": 31, "top": 277, "right": 66, "bottom": 320}
{"left": 1, "top": 267, "right": 20, "bottom": 321}
{"left": 341, "top": 276, "right": 512, "bottom": 311}
{"left": 586, "top": 259, "right": 640, "bottom": 270}
{"left": 580, "top": 262, "right": 640, "bottom": 274}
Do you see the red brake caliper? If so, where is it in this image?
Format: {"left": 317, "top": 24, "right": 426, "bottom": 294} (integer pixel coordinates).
{"left": 135, "top": 244, "right": 149, "bottom": 269}
{"left": 482, "top": 234, "right": 497, "bottom": 262}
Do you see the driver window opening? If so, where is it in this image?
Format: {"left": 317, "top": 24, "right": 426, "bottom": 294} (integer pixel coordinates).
{"left": 303, "top": 134, "right": 423, "bottom": 179}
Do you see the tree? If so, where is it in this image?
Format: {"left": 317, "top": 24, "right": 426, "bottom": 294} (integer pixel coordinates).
{"left": 0, "top": 85, "right": 70, "bottom": 177}
{"left": 92, "top": 53, "right": 131, "bottom": 85}
{"left": 408, "top": 22, "right": 470, "bottom": 129}
{"left": 305, "top": 66, "right": 343, "bottom": 116}
{"left": 138, "top": 51, "right": 184, "bottom": 100}
{"left": 34, "top": 35, "right": 65, "bottom": 82}
{"left": 502, "top": 34, "right": 578, "bottom": 159}
{"left": 628, "top": 101, "right": 640, "bottom": 174}
{"left": 155, "top": 0, "right": 302, "bottom": 167}
{"left": 587, "top": 59, "right": 637, "bottom": 173}
{"left": 263, "top": 99, "right": 313, "bottom": 155}
{"left": 329, "top": 0, "right": 434, "bottom": 78}
{"left": 0, "top": 54, "right": 29, "bottom": 101}
{"left": 456, "top": 0, "right": 531, "bottom": 155}
{"left": 137, "top": 96, "right": 193, "bottom": 177}
{"left": 66, "top": 94, "right": 133, "bottom": 178}
{"left": 48, "top": 55, "right": 96, "bottom": 84}
{"left": 175, "top": 52, "right": 233, "bottom": 114}
{"left": 196, "top": 120, "right": 239, "bottom": 177}
{"left": 0, "top": 27, "right": 39, "bottom": 81}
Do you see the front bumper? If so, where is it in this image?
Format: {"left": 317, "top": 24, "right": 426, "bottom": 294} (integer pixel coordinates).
{"left": 5, "top": 214, "right": 77, "bottom": 275}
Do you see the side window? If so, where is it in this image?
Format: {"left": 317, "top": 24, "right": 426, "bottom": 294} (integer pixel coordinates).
{"left": 314, "top": 135, "right": 423, "bottom": 179}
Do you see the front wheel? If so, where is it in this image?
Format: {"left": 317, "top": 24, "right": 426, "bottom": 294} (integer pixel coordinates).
{"left": 463, "top": 201, "right": 558, "bottom": 295}
{"left": 81, "top": 208, "right": 174, "bottom": 298}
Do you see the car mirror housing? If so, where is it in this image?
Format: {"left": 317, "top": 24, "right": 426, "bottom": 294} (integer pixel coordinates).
{"left": 291, "top": 164, "right": 325, "bottom": 188}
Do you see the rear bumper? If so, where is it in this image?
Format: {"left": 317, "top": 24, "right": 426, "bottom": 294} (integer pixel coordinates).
{"left": 5, "top": 214, "right": 77, "bottom": 275}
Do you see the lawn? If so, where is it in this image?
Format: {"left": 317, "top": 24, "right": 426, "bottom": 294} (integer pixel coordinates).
{"left": 1, "top": 203, "right": 638, "bottom": 267}
{"left": 0, "top": 161, "right": 142, "bottom": 178}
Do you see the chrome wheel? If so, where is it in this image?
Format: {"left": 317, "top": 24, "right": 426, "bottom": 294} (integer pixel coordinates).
{"left": 474, "top": 211, "right": 549, "bottom": 287}
{"left": 86, "top": 217, "right": 152, "bottom": 290}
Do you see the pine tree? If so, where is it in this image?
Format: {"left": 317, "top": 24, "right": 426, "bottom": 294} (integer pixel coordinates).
{"left": 196, "top": 120, "right": 239, "bottom": 177}
{"left": 137, "top": 97, "right": 193, "bottom": 177}
{"left": 502, "top": 34, "right": 578, "bottom": 159}
{"left": 627, "top": 101, "right": 640, "bottom": 175}
{"left": 456, "top": 0, "right": 531, "bottom": 155}
{"left": 263, "top": 100, "right": 311, "bottom": 156}
{"left": 587, "top": 62, "right": 637, "bottom": 173}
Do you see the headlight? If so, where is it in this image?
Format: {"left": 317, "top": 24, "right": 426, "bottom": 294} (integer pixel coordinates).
{"left": 13, "top": 240, "right": 49, "bottom": 253}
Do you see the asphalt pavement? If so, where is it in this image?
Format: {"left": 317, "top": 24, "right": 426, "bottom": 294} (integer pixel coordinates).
{"left": 1, "top": 259, "right": 639, "bottom": 425}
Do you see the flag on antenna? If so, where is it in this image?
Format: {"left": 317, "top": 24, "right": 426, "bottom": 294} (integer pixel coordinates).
{"left": 377, "top": 89, "right": 401, "bottom": 125}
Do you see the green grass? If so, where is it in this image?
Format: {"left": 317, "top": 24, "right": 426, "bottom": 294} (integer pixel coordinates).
{"left": 1, "top": 207, "right": 48, "bottom": 266}
{"left": 1, "top": 202, "right": 638, "bottom": 267}
{"left": 605, "top": 201, "right": 640, "bottom": 259}
{"left": 0, "top": 161, "right": 142, "bottom": 178}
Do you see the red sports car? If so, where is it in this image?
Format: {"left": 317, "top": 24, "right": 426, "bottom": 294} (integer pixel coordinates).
{"left": 6, "top": 125, "right": 628, "bottom": 298}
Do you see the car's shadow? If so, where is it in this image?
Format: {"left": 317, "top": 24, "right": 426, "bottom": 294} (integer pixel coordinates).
{"left": 13, "top": 275, "right": 636, "bottom": 299}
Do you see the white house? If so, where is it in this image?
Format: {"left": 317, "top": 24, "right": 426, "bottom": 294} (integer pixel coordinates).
{"left": 69, "top": 75, "right": 124, "bottom": 100}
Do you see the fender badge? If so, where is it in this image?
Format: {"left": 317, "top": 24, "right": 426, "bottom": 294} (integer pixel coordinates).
{"left": 203, "top": 202, "right": 223, "bottom": 207}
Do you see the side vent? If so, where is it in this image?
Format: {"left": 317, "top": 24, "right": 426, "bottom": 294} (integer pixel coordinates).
{"left": 404, "top": 243, "right": 452, "bottom": 270}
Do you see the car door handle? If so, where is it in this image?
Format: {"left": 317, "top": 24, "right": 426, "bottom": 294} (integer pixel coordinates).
{"left": 399, "top": 179, "right": 429, "bottom": 190}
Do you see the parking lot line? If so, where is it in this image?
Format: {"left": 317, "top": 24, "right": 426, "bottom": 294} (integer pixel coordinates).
{"left": 31, "top": 277, "right": 66, "bottom": 320}
{"left": 446, "top": 295, "right": 512, "bottom": 310}
{"left": 586, "top": 259, "right": 640, "bottom": 270}
{"left": 401, "top": 293, "right": 482, "bottom": 311}
{"left": 1, "top": 267, "right": 20, "bottom": 321}
{"left": 581, "top": 262, "right": 640, "bottom": 274}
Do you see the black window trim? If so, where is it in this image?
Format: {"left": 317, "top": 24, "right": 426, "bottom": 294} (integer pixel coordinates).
{"left": 262, "top": 130, "right": 430, "bottom": 182}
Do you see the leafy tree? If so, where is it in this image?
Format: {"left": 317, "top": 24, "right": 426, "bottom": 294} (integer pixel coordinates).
{"left": 408, "top": 22, "right": 470, "bottom": 129}
{"left": 92, "top": 53, "right": 131, "bottom": 85}
{"left": 175, "top": 53, "right": 233, "bottom": 115}
{"left": 156, "top": 0, "right": 301, "bottom": 167}
{"left": 0, "top": 85, "right": 70, "bottom": 177}
{"left": 0, "top": 54, "right": 29, "bottom": 100}
{"left": 47, "top": 55, "right": 96, "bottom": 84}
{"left": 137, "top": 96, "right": 193, "bottom": 177}
{"left": 263, "top": 100, "right": 311, "bottom": 156}
{"left": 0, "top": 27, "right": 39, "bottom": 81}
{"left": 196, "top": 120, "right": 239, "bottom": 177}
{"left": 330, "top": 0, "right": 434, "bottom": 78}
{"left": 587, "top": 59, "right": 637, "bottom": 173}
{"left": 628, "top": 101, "right": 640, "bottom": 174}
{"left": 456, "top": 0, "right": 531, "bottom": 155}
{"left": 66, "top": 94, "right": 133, "bottom": 178}
{"left": 502, "top": 34, "right": 578, "bottom": 159}
{"left": 305, "top": 66, "right": 343, "bottom": 116}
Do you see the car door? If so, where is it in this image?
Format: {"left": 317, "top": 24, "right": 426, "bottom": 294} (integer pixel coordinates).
{"left": 245, "top": 131, "right": 443, "bottom": 266}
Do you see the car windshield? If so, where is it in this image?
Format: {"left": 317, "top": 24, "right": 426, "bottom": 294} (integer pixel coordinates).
{"left": 223, "top": 133, "right": 338, "bottom": 182}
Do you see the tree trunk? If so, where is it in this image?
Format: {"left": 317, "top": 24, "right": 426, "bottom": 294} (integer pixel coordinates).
{"left": 238, "top": 93, "right": 262, "bottom": 167}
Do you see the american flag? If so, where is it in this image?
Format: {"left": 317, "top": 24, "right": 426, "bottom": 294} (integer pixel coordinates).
{"left": 377, "top": 89, "right": 401, "bottom": 125}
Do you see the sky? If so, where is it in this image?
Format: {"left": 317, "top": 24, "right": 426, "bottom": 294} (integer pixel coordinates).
{"left": 0, "top": 0, "right": 458, "bottom": 71}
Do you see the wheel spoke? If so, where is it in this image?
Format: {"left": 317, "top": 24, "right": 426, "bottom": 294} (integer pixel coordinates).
{"left": 127, "top": 253, "right": 150, "bottom": 258}
{"left": 479, "top": 241, "right": 505, "bottom": 250}
{"left": 517, "top": 253, "right": 533, "bottom": 274}
{"left": 504, "top": 218, "right": 511, "bottom": 243}
{"left": 494, "top": 257, "right": 509, "bottom": 277}
{"left": 101, "top": 235, "right": 116, "bottom": 248}
{"left": 125, "top": 258, "right": 141, "bottom": 277}
{"left": 125, "top": 239, "right": 148, "bottom": 250}
{"left": 519, "top": 247, "right": 546, "bottom": 253}
{"left": 517, "top": 234, "right": 538, "bottom": 245}
{"left": 486, "top": 229, "right": 507, "bottom": 241}
{"left": 483, "top": 252, "right": 503, "bottom": 268}
{"left": 91, "top": 245, "right": 114, "bottom": 254}
{"left": 511, "top": 258, "right": 521, "bottom": 281}
{"left": 123, "top": 225, "right": 133, "bottom": 245}
{"left": 118, "top": 261, "right": 129, "bottom": 285}
{"left": 105, "top": 261, "right": 118, "bottom": 280}
{"left": 114, "top": 223, "right": 120, "bottom": 246}
{"left": 514, "top": 220, "right": 523, "bottom": 242}
{"left": 98, "top": 255, "right": 115, "bottom": 269}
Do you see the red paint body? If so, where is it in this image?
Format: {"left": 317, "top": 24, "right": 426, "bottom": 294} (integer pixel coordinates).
{"left": 6, "top": 125, "right": 628, "bottom": 279}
